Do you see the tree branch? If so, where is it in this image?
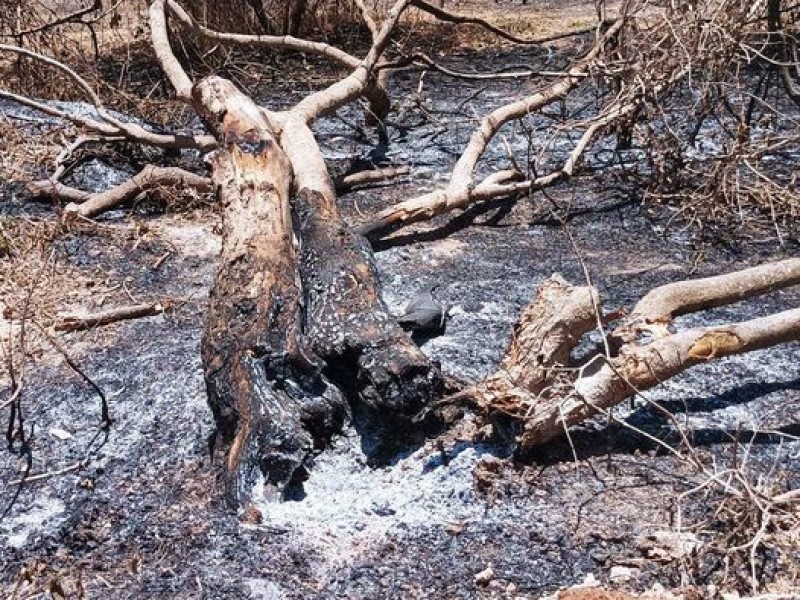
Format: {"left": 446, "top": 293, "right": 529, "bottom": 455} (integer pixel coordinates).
{"left": 165, "top": 0, "right": 361, "bottom": 70}
{"left": 629, "top": 258, "right": 800, "bottom": 326}
{"left": 411, "top": 0, "right": 615, "bottom": 45}
{"left": 29, "top": 166, "right": 212, "bottom": 219}
{"left": 149, "top": 0, "right": 193, "bottom": 101}
{"left": 335, "top": 165, "right": 411, "bottom": 193}
{"left": 55, "top": 302, "right": 170, "bottom": 332}
{"left": 459, "top": 263, "right": 800, "bottom": 452}
{"left": 291, "top": 0, "right": 412, "bottom": 123}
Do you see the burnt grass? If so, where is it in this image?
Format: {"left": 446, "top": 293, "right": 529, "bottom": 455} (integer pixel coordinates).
{"left": 2, "top": 38, "right": 800, "bottom": 600}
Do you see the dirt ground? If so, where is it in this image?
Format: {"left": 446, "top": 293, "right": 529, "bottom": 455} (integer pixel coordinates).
{"left": 1, "top": 3, "right": 800, "bottom": 599}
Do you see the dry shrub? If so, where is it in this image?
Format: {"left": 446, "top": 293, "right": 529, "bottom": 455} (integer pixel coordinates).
{"left": 674, "top": 440, "right": 800, "bottom": 593}
{"left": 0, "top": 117, "right": 62, "bottom": 185}
{"left": 610, "top": 0, "right": 800, "bottom": 243}
{"left": 0, "top": 0, "right": 181, "bottom": 125}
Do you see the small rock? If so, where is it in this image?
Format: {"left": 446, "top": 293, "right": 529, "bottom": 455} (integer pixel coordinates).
{"left": 590, "top": 550, "right": 610, "bottom": 564}
{"left": 649, "top": 583, "right": 666, "bottom": 594}
{"left": 371, "top": 502, "right": 395, "bottom": 517}
{"left": 637, "top": 530, "right": 702, "bottom": 561}
{"left": 444, "top": 520, "right": 465, "bottom": 535}
{"left": 609, "top": 565, "right": 637, "bottom": 582}
{"left": 474, "top": 565, "right": 495, "bottom": 586}
{"left": 579, "top": 573, "right": 600, "bottom": 588}
{"left": 241, "top": 503, "right": 263, "bottom": 525}
{"left": 49, "top": 427, "right": 73, "bottom": 441}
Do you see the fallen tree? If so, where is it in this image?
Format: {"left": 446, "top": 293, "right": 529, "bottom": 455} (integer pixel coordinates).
{"left": 2, "top": 0, "right": 799, "bottom": 510}
{"left": 454, "top": 259, "right": 800, "bottom": 453}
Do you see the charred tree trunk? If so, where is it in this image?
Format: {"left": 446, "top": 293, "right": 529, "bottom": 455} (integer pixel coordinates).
{"left": 191, "top": 77, "right": 442, "bottom": 504}
{"left": 296, "top": 188, "right": 444, "bottom": 416}
{"left": 279, "top": 118, "right": 444, "bottom": 417}
{"left": 194, "top": 78, "right": 346, "bottom": 504}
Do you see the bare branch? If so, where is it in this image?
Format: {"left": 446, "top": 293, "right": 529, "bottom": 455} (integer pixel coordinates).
{"left": 410, "top": 0, "right": 615, "bottom": 45}
{"left": 149, "top": 0, "right": 193, "bottom": 101}
{"left": 291, "top": 0, "right": 412, "bottom": 123}
{"left": 356, "top": 21, "right": 626, "bottom": 238}
{"left": 55, "top": 302, "right": 170, "bottom": 332}
{"left": 0, "top": 44, "right": 102, "bottom": 105}
{"left": 0, "top": 88, "right": 117, "bottom": 134}
{"left": 0, "top": 47, "right": 215, "bottom": 151}
{"left": 5, "top": 0, "right": 101, "bottom": 38}
{"left": 165, "top": 0, "right": 361, "bottom": 70}
{"left": 630, "top": 258, "right": 800, "bottom": 326}
{"left": 379, "top": 51, "right": 589, "bottom": 80}
{"left": 354, "top": 0, "right": 380, "bottom": 41}
{"left": 29, "top": 166, "right": 212, "bottom": 219}
{"left": 27, "top": 181, "right": 92, "bottom": 204}
{"left": 562, "top": 308, "right": 800, "bottom": 447}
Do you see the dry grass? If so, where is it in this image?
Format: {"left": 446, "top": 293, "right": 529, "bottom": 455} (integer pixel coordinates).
{"left": 0, "top": 118, "right": 61, "bottom": 185}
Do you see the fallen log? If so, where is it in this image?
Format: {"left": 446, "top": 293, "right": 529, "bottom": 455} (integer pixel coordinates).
{"left": 280, "top": 116, "right": 444, "bottom": 417}
{"left": 191, "top": 77, "right": 440, "bottom": 504}
{"left": 193, "top": 78, "right": 347, "bottom": 503}
{"left": 148, "top": 0, "right": 442, "bottom": 505}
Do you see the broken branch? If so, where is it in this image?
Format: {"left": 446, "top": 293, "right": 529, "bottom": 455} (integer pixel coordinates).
{"left": 55, "top": 302, "right": 170, "bottom": 332}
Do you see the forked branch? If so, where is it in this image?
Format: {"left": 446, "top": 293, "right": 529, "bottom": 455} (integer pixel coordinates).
{"left": 29, "top": 166, "right": 212, "bottom": 219}
{"left": 357, "top": 20, "right": 628, "bottom": 239}
{"left": 460, "top": 261, "right": 800, "bottom": 452}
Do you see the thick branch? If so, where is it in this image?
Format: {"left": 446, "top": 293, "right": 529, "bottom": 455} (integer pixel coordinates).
{"left": 193, "top": 76, "right": 346, "bottom": 504}
{"left": 27, "top": 181, "right": 92, "bottom": 204}
{"left": 279, "top": 115, "right": 443, "bottom": 414}
{"left": 465, "top": 263, "right": 800, "bottom": 452}
{"left": 629, "top": 258, "right": 800, "bottom": 325}
{"left": 473, "top": 275, "right": 599, "bottom": 417}
{"left": 149, "top": 0, "right": 193, "bottom": 101}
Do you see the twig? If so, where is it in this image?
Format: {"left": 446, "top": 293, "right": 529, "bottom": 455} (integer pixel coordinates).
{"left": 32, "top": 322, "right": 112, "bottom": 428}
{"left": 54, "top": 302, "right": 170, "bottom": 332}
{"left": 5, "top": 461, "right": 84, "bottom": 487}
